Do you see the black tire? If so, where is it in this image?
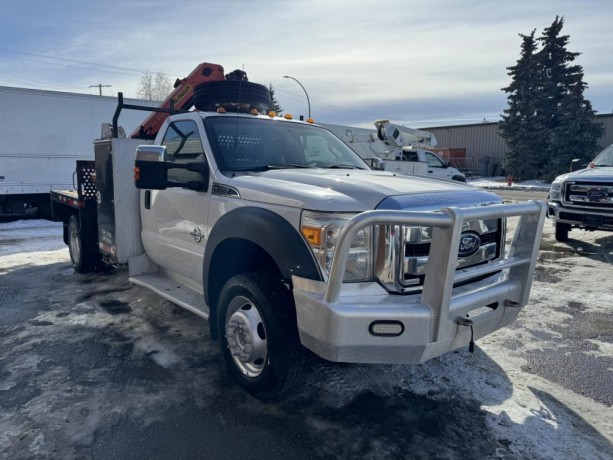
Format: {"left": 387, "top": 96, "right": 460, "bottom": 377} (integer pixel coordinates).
{"left": 193, "top": 80, "right": 271, "bottom": 113}
{"left": 68, "top": 215, "right": 95, "bottom": 273}
{"left": 217, "top": 272, "right": 303, "bottom": 399}
{"left": 555, "top": 222, "right": 570, "bottom": 242}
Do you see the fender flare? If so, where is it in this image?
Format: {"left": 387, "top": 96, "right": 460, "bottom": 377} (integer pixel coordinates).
{"left": 203, "top": 207, "right": 322, "bottom": 305}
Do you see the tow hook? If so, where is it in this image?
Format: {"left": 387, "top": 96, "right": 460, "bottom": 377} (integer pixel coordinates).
{"left": 456, "top": 316, "right": 475, "bottom": 353}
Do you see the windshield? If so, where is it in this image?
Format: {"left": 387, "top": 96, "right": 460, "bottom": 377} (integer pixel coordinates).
{"left": 202, "top": 116, "right": 369, "bottom": 173}
{"left": 593, "top": 145, "right": 613, "bottom": 167}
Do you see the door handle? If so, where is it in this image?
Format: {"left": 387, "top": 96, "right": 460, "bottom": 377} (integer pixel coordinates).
{"left": 190, "top": 228, "right": 203, "bottom": 243}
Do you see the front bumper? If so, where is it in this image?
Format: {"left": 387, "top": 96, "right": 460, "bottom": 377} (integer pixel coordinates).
{"left": 547, "top": 201, "right": 613, "bottom": 230}
{"left": 292, "top": 202, "right": 546, "bottom": 364}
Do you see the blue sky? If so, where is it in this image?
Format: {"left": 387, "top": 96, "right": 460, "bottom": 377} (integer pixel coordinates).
{"left": 1, "top": 0, "right": 612, "bottom": 128}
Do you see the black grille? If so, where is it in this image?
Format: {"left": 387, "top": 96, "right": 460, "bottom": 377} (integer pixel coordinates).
{"left": 564, "top": 182, "right": 613, "bottom": 209}
{"left": 404, "top": 231, "right": 499, "bottom": 258}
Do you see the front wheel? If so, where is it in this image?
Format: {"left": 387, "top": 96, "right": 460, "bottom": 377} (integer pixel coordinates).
{"left": 555, "top": 222, "right": 570, "bottom": 242}
{"left": 217, "top": 272, "right": 303, "bottom": 399}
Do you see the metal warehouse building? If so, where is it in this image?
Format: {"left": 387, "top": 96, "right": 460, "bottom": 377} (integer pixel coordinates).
{"left": 425, "top": 113, "right": 613, "bottom": 176}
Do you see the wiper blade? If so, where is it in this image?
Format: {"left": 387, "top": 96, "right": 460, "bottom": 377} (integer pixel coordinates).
{"left": 231, "top": 163, "right": 308, "bottom": 172}
{"left": 593, "top": 164, "right": 612, "bottom": 167}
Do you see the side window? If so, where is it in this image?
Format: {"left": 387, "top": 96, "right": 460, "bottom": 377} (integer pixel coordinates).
{"left": 402, "top": 151, "right": 419, "bottom": 162}
{"left": 425, "top": 152, "right": 445, "bottom": 168}
{"left": 161, "top": 120, "right": 206, "bottom": 183}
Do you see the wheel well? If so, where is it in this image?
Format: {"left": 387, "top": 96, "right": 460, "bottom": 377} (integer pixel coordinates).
{"left": 207, "top": 238, "right": 281, "bottom": 339}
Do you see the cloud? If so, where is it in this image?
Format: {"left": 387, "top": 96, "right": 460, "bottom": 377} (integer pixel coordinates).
{"left": 1, "top": 0, "right": 612, "bottom": 125}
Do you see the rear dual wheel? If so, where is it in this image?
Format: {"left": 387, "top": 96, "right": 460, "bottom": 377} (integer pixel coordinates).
{"left": 68, "top": 215, "right": 102, "bottom": 273}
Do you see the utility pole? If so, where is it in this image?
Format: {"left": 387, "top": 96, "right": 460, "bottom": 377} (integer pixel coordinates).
{"left": 89, "top": 84, "right": 112, "bottom": 96}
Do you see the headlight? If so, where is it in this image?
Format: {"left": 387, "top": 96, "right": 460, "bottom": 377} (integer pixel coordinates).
{"left": 301, "top": 211, "right": 372, "bottom": 282}
{"left": 549, "top": 181, "right": 563, "bottom": 201}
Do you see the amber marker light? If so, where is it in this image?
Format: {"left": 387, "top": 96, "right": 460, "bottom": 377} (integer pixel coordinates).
{"left": 306, "top": 118, "right": 315, "bottom": 124}
{"left": 268, "top": 111, "right": 276, "bottom": 118}
{"left": 133, "top": 167, "right": 140, "bottom": 181}
{"left": 301, "top": 225, "right": 322, "bottom": 247}
{"left": 217, "top": 107, "right": 226, "bottom": 113}
{"left": 284, "top": 113, "right": 293, "bottom": 120}
{"left": 250, "top": 108, "right": 259, "bottom": 115}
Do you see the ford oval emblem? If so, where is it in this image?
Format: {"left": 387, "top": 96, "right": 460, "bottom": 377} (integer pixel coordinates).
{"left": 458, "top": 232, "right": 481, "bottom": 258}
{"left": 586, "top": 190, "right": 607, "bottom": 201}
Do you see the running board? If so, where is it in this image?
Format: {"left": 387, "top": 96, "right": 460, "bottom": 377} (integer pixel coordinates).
{"left": 129, "top": 273, "right": 209, "bottom": 320}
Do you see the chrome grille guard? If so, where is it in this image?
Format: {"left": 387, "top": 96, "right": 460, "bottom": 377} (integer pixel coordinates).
{"left": 324, "top": 202, "right": 546, "bottom": 333}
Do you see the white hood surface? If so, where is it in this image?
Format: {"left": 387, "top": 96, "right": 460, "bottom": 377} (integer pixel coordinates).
{"left": 226, "top": 169, "right": 500, "bottom": 212}
{"left": 566, "top": 167, "right": 613, "bottom": 181}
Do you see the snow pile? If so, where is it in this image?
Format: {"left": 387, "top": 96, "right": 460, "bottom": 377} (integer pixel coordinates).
{"left": 469, "top": 176, "right": 551, "bottom": 191}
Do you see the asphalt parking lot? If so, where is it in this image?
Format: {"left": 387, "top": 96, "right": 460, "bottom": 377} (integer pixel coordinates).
{"left": 1, "top": 193, "right": 612, "bottom": 459}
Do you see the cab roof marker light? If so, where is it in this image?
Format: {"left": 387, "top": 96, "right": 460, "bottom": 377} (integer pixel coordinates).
{"left": 284, "top": 113, "right": 293, "bottom": 120}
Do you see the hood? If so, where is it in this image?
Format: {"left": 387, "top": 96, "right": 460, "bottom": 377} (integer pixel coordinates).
{"left": 564, "top": 166, "right": 613, "bottom": 182}
{"left": 225, "top": 169, "right": 499, "bottom": 212}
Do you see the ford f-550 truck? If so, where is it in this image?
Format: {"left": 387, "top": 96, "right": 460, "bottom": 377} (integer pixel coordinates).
{"left": 51, "top": 62, "right": 545, "bottom": 399}
{"left": 547, "top": 144, "right": 613, "bottom": 242}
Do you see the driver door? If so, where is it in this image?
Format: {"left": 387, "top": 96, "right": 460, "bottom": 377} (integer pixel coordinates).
{"left": 140, "top": 119, "right": 210, "bottom": 292}
{"left": 425, "top": 151, "right": 453, "bottom": 180}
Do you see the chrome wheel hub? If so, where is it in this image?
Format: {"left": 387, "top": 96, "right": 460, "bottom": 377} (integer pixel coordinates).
{"left": 225, "top": 296, "right": 268, "bottom": 377}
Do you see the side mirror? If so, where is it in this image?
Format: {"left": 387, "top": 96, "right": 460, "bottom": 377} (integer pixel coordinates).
{"left": 135, "top": 145, "right": 168, "bottom": 189}
{"left": 366, "top": 157, "right": 384, "bottom": 170}
{"left": 569, "top": 159, "right": 583, "bottom": 172}
{"left": 134, "top": 145, "right": 210, "bottom": 191}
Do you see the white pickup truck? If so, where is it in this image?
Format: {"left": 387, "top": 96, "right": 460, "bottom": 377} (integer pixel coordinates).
{"left": 382, "top": 148, "right": 467, "bottom": 181}
{"left": 547, "top": 144, "right": 613, "bottom": 241}
{"left": 51, "top": 64, "right": 545, "bottom": 399}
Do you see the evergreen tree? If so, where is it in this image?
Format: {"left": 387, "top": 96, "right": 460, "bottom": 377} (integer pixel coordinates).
{"left": 268, "top": 84, "right": 283, "bottom": 115}
{"left": 499, "top": 16, "right": 602, "bottom": 180}
{"left": 537, "top": 16, "right": 602, "bottom": 178}
{"left": 499, "top": 30, "right": 543, "bottom": 180}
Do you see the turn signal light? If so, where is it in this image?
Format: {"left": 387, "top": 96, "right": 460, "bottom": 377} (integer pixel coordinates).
{"left": 301, "top": 226, "right": 322, "bottom": 247}
{"left": 133, "top": 166, "right": 140, "bottom": 181}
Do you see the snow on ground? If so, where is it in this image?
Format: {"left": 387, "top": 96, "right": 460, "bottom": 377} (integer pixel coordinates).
{"left": 1, "top": 216, "right": 612, "bottom": 459}
{"left": 468, "top": 176, "right": 551, "bottom": 191}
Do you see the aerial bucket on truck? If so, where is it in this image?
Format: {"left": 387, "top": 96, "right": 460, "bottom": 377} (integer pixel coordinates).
{"left": 374, "top": 119, "right": 438, "bottom": 149}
